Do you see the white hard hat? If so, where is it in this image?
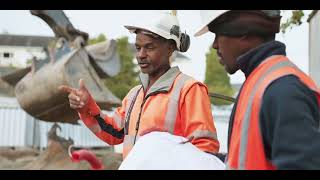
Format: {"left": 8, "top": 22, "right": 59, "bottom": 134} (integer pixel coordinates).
{"left": 194, "top": 10, "right": 229, "bottom": 37}
{"left": 194, "top": 10, "right": 281, "bottom": 37}
{"left": 125, "top": 13, "right": 190, "bottom": 52}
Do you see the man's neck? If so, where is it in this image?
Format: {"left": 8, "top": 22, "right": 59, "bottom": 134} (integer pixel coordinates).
{"left": 148, "top": 66, "right": 171, "bottom": 88}
{"left": 236, "top": 40, "right": 286, "bottom": 78}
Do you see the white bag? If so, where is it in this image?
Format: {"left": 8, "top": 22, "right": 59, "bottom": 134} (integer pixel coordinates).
{"left": 119, "top": 132, "right": 226, "bottom": 170}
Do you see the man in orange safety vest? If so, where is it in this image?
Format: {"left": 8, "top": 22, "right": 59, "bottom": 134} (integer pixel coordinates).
{"left": 60, "top": 12, "right": 220, "bottom": 160}
{"left": 195, "top": 10, "right": 320, "bottom": 170}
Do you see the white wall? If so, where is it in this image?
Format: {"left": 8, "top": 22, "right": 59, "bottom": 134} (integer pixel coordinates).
{"left": 0, "top": 46, "right": 47, "bottom": 67}
{"left": 309, "top": 11, "right": 320, "bottom": 87}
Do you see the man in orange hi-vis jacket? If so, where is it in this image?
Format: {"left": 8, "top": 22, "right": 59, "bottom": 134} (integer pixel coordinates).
{"left": 194, "top": 10, "right": 320, "bottom": 170}
{"left": 59, "top": 12, "right": 220, "bottom": 160}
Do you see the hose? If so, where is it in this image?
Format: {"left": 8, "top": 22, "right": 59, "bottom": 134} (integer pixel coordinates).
{"left": 208, "top": 92, "right": 236, "bottom": 103}
{"left": 68, "top": 145, "right": 104, "bottom": 170}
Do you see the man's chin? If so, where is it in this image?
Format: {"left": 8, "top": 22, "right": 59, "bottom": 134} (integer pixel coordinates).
{"left": 226, "top": 67, "right": 239, "bottom": 75}
{"left": 140, "top": 68, "right": 150, "bottom": 74}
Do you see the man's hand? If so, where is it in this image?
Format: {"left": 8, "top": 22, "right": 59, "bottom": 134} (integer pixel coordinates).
{"left": 58, "top": 79, "right": 90, "bottom": 109}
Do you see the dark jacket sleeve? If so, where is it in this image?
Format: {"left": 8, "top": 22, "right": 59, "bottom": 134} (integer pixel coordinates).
{"left": 260, "top": 75, "right": 320, "bottom": 170}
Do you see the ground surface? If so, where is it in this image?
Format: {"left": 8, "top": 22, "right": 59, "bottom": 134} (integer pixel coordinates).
{"left": 0, "top": 144, "right": 122, "bottom": 170}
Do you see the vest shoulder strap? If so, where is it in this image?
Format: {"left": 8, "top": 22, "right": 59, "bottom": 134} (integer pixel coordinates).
{"left": 164, "top": 73, "right": 192, "bottom": 133}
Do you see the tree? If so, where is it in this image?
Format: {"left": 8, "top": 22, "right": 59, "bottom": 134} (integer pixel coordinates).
{"left": 204, "top": 48, "right": 234, "bottom": 106}
{"left": 88, "top": 33, "right": 107, "bottom": 45}
{"left": 280, "top": 10, "right": 315, "bottom": 33}
{"left": 103, "top": 37, "right": 139, "bottom": 100}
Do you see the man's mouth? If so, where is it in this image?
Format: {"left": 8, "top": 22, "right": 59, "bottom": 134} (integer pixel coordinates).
{"left": 138, "top": 62, "right": 149, "bottom": 68}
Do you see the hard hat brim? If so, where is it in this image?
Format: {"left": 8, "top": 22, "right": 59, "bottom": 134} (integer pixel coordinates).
{"left": 124, "top": 25, "right": 172, "bottom": 41}
{"left": 194, "top": 10, "right": 229, "bottom": 37}
{"left": 124, "top": 25, "right": 181, "bottom": 51}
{"left": 194, "top": 26, "right": 209, "bottom": 37}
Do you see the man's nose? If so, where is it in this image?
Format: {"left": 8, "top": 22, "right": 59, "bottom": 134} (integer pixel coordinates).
{"left": 137, "top": 48, "right": 147, "bottom": 59}
{"left": 212, "top": 35, "right": 218, "bottom": 49}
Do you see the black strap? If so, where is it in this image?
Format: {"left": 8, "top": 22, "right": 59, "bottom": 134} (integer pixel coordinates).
{"left": 124, "top": 86, "right": 143, "bottom": 135}
{"left": 94, "top": 115, "right": 124, "bottom": 139}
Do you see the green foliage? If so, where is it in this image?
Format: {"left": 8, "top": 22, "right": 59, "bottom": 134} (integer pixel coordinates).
{"left": 204, "top": 48, "right": 234, "bottom": 106}
{"left": 26, "top": 58, "right": 33, "bottom": 65}
{"left": 281, "top": 10, "right": 305, "bottom": 33}
{"left": 88, "top": 34, "right": 107, "bottom": 45}
{"left": 103, "top": 37, "right": 139, "bottom": 100}
{"left": 280, "top": 10, "right": 317, "bottom": 34}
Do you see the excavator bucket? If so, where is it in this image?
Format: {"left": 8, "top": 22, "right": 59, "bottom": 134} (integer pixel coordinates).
{"left": 11, "top": 10, "right": 123, "bottom": 124}
{"left": 15, "top": 48, "right": 121, "bottom": 124}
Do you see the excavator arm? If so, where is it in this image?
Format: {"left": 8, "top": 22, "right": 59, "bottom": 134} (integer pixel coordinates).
{"left": 30, "top": 10, "right": 88, "bottom": 45}
{"left": 29, "top": 10, "right": 120, "bottom": 78}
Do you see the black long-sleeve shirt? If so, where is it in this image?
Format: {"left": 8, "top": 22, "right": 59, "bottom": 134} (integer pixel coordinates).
{"left": 227, "top": 40, "right": 320, "bottom": 169}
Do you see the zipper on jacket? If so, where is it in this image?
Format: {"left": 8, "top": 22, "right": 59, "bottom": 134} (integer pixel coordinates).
{"left": 133, "top": 99, "right": 146, "bottom": 144}
{"left": 133, "top": 91, "right": 167, "bottom": 145}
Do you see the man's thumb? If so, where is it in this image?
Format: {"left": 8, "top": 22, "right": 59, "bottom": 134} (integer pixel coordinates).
{"left": 79, "top": 79, "right": 87, "bottom": 91}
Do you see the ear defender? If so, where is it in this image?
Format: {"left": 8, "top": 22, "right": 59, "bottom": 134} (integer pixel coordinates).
{"left": 179, "top": 32, "right": 190, "bottom": 52}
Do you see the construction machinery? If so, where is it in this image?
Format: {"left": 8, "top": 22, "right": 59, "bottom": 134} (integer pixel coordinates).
{"left": 13, "top": 10, "right": 122, "bottom": 124}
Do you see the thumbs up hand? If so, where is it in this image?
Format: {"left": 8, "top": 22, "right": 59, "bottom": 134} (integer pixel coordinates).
{"left": 58, "top": 79, "right": 90, "bottom": 109}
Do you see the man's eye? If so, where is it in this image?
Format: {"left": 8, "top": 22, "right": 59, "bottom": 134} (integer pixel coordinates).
{"left": 136, "top": 47, "right": 141, "bottom": 51}
{"left": 146, "top": 46, "right": 155, "bottom": 50}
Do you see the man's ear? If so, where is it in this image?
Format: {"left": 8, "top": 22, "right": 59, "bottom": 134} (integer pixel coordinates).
{"left": 167, "top": 42, "right": 175, "bottom": 57}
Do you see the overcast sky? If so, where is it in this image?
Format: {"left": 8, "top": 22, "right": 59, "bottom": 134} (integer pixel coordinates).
{"left": 0, "top": 10, "right": 311, "bottom": 84}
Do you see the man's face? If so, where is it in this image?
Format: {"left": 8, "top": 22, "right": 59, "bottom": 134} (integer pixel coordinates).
{"left": 212, "top": 34, "right": 244, "bottom": 74}
{"left": 135, "top": 33, "right": 173, "bottom": 77}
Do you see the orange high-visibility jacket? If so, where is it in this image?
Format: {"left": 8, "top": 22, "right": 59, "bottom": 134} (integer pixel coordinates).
{"left": 226, "top": 56, "right": 320, "bottom": 170}
{"left": 78, "top": 67, "right": 220, "bottom": 159}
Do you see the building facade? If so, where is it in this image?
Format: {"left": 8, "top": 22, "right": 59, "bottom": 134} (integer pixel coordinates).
{"left": 308, "top": 10, "right": 320, "bottom": 86}
{"left": 0, "top": 34, "right": 53, "bottom": 67}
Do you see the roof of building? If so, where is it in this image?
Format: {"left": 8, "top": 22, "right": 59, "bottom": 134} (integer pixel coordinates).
{"left": 0, "top": 34, "right": 55, "bottom": 47}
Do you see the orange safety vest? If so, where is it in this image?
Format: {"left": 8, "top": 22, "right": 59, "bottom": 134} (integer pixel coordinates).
{"left": 78, "top": 67, "right": 219, "bottom": 159}
{"left": 226, "top": 55, "right": 320, "bottom": 170}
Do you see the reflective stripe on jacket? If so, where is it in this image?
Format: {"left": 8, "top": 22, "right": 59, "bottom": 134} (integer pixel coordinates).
{"left": 226, "top": 55, "right": 320, "bottom": 170}
{"left": 78, "top": 67, "right": 220, "bottom": 159}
